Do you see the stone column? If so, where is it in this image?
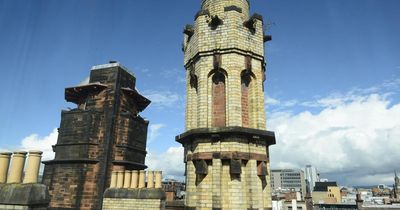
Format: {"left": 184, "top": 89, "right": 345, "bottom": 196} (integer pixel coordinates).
{"left": 131, "top": 170, "right": 138, "bottom": 188}
{"left": 110, "top": 171, "right": 117, "bottom": 188}
{"left": 116, "top": 171, "right": 124, "bottom": 188}
{"left": 123, "top": 170, "right": 131, "bottom": 188}
{"left": 0, "top": 152, "right": 12, "bottom": 183}
{"left": 147, "top": 171, "right": 154, "bottom": 188}
{"left": 305, "top": 193, "right": 313, "bottom": 210}
{"left": 155, "top": 171, "right": 162, "bottom": 188}
{"left": 138, "top": 170, "right": 145, "bottom": 188}
{"left": 23, "top": 151, "right": 43, "bottom": 184}
{"left": 7, "top": 151, "right": 27, "bottom": 184}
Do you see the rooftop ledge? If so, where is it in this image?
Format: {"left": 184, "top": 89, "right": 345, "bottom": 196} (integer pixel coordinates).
{"left": 91, "top": 62, "right": 135, "bottom": 77}
{"left": 176, "top": 126, "right": 276, "bottom": 146}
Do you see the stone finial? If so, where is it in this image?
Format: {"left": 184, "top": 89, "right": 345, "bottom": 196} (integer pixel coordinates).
{"left": 23, "top": 151, "right": 43, "bottom": 184}
{"left": 0, "top": 152, "right": 12, "bottom": 183}
{"left": 123, "top": 170, "right": 132, "bottom": 188}
{"left": 116, "top": 171, "right": 124, "bottom": 188}
{"left": 155, "top": 171, "right": 162, "bottom": 188}
{"left": 138, "top": 170, "right": 145, "bottom": 188}
{"left": 110, "top": 171, "right": 117, "bottom": 188}
{"left": 7, "top": 151, "right": 27, "bottom": 184}
{"left": 131, "top": 170, "right": 139, "bottom": 188}
{"left": 147, "top": 171, "right": 154, "bottom": 188}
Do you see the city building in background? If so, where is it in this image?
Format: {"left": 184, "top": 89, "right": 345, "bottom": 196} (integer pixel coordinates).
{"left": 304, "top": 165, "right": 319, "bottom": 193}
{"left": 271, "top": 169, "right": 307, "bottom": 199}
{"left": 312, "top": 181, "right": 342, "bottom": 204}
{"left": 272, "top": 199, "right": 307, "bottom": 210}
{"left": 162, "top": 179, "right": 186, "bottom": 201}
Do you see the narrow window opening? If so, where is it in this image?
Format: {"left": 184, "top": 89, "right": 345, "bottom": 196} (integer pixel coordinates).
{"left": 241, "top": 72, "right": 251, "bottom": 127}
{"left": 190, "top": 74, "right": 198, "bottom": 92}
{"left": 212, "top": 71, "right": 226, "bottom": 127}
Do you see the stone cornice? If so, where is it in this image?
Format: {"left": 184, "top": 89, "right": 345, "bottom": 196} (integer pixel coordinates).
{"left": 184, "top": 48, "right": 264, "bottom": 68}
{"left": 187, "top": 151, "right": 268, "bottom": 162}
{"left": 176, "top": 126, "right": 276, "bottom": 146}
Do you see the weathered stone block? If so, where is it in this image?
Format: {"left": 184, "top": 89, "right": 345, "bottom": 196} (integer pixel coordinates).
{"left": 0, "top": 184, "right": 49, "bottom": 208}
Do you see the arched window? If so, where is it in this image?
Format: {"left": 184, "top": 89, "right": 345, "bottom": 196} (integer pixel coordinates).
{"left": 212, "top": 71, "right": 226, "bottom": 127}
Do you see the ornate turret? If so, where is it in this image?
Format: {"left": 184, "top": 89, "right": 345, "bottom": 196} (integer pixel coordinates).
{"left": 177, "top": 0, "right": 275, "bottom": 209}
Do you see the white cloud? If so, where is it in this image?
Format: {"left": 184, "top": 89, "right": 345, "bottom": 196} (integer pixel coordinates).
{"left": 347, "top": 172, "right": 395, "bottom": 186}
{"left": 265, "top": 96, "right": 280, "bottom": 105}
{"left": 282, "top": 100, "right": 298, "bottom": 107}
{"left": 146, "top": 146, "right": 185, "bottom": 181}
{"left": 19, "top": 128, "right": 58, "bottom": 161}
{"left": 298, "top": 78, "right": 400, "bottom": 109}
{"left": 266, "top": 96, "right": 298, "bottom": 109}
{"left": 148, "top": 124, "right": 165, "bottom": 143}
{"left": 142, "top": 90, "right": 182, "bottom": 108}
{"left": 268, "top": 93, "right": 400, "bottom": 185}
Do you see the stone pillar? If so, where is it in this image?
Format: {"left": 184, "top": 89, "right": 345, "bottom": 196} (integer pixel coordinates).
{"left": 305, "top": 193, "right": 313, "bottom": 210}
{"left": 131, "top": 170, "right": 138, "bottom": 188}
{"left": 155, "top": 171, "right": 162, "bottom": 188}
{"left": 147, "top": 171, "right": 154, "bottom": 188}
{"left": 7, "top": 151, "right": 27, "bottom": 184}
{"left": 23, "top": 151, "right": 43, "bottom": 184}
{"left": 116, "top": 171, "right": 124, "bottom": 188}
{"left": 110, "top": 171, "right": 117, "bottom": 188}
{"left": 123, "top": 170, "right": 131, "bottom": 188}
{"left": 138, "top": 170, "right": 145, "bottom": 188}
{"left": 0, "top": 152, "right": 12, "bottom": 183}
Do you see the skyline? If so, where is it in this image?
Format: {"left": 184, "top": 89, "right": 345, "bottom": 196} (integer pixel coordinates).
{"left": 0, "top": 0, "right": 399, "bottom": 186}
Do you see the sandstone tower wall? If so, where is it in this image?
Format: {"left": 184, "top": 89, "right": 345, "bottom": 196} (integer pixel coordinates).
{"left": 178, "top": 0, "right": 276, "bottom": 209}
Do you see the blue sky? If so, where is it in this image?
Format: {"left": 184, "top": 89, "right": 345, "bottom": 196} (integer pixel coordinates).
{"left": 0, "top": 0, "right": 399, "bottom": 186}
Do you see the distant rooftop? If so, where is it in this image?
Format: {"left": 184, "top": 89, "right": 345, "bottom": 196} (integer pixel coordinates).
{"left": 271, "top": 169, "right": 303, "bottom": 173}
{"left": 314, "top": 181, "right": 338, "bottom": 192}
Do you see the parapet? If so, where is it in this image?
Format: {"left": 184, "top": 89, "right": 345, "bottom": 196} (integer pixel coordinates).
{"left": 201, "top": 0, "right": 250, "bottom": 18}
{"left": 0, "top": 184, "right": 50, "bottom": 208}
{"left": 103, "top": 170, "right": 166, "bottom": 210}
{"left": 0, "top": 151, "right": 50, "bottom": 210}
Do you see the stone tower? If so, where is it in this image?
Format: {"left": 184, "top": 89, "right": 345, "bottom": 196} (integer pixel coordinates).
{"left": 43, "top": 62, "right": 150, "bottom": 210}
{"left": 176, "top": 0, "right": 276, "bottom": 209}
